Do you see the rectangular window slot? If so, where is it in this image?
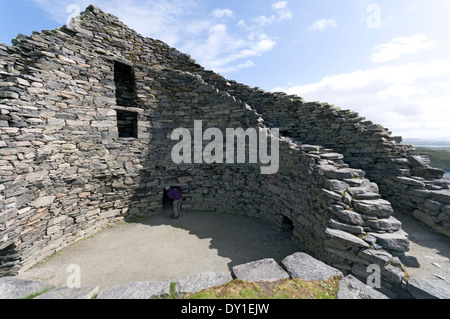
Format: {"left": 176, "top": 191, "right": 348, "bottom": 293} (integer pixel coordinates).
{"left": 114, "top": 61, "right": 136, "bottom": 107}
{"left": 117, "top": 110, "right": 138, "bottom": 138}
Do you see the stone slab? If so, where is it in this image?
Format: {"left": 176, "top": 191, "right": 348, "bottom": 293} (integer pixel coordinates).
{"left": 35, "top": 286, "right": 99, "bottom": 299}
{"left": 353, "top": 199, "right": 394, "bottom": 218}
{"left": 281, "top": 252, "right": 343, "bottom": 281}
{"left": 337, "top": 275, "right": 389, "bottom": 299}
{"left": 325, "top": 228, "right": 369, "bottom": 250}
{"left": 365, "top": 216, "right": 402, "bottom": 232}
{"left": 232, "top": 258, "right": 290, "bottom": 282}
{"left": 175, "top": 272, "right": 231, "bottom": 297}
{"left": 96, "top": 281, "right": 171, "bottom": 299}
{"left": 370, "top": 230, "right": 410, "bottom": 252}
{"left": 407, "top": 278, "right": 450, "bottom": 299}
{"left": 0, "top": 277, "right": 55, "bottom": 299}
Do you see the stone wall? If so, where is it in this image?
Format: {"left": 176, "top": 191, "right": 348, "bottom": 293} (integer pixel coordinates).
{"left": 0, "top": 5, "right": 425, "bottom": 293}
{"left": 187, "top": 73, "right": 450, "bottom": 238}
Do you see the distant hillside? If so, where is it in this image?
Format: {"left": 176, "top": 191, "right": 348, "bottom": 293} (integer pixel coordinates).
{"left": 417, "top": 147, "right": 450, "bottom": 172}
{"left": 404, "top": 138, "right": 450, "bottom": 148}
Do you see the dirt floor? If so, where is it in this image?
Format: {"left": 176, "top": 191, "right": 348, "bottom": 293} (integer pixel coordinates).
{"left": 17, "top": 209, "right": 449, "bottom": 291}
{"left": 18, "top": 211, "right": 299, "bottom": 290}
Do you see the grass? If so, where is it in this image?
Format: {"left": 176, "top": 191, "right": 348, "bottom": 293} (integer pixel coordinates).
{"left": 183, "top": 277, "right": 341, "bottom": 300}
{"left": 22, "top": 288, "right": 52, "bottom": 299}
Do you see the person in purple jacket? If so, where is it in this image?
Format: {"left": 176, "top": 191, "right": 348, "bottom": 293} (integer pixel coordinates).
{"left": 166, "top": 187, "right": 182, "bottom": 219}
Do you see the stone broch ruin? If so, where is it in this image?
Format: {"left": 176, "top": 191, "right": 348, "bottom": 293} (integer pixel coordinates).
{"left": 1, "top": 5, "right": 449, "bottom": 296}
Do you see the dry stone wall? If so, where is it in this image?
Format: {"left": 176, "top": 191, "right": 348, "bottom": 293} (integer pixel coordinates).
{"left": 0, "top": 5, "right": 437, "bottom": 294}
{"left": 190, "top": 74, "right": 450, "bottom": 238}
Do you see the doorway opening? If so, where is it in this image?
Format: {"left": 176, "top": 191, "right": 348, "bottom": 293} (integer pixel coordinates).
{"left": 281, "top": 215, "right": 294, "bottom": 233}
{"left": 162, "top": 186, "right": 182, "bottom": 214}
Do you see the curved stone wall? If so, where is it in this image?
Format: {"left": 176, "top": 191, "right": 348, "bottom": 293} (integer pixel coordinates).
{"left": 0, "top": 5, "right": 422, "bottom": 293}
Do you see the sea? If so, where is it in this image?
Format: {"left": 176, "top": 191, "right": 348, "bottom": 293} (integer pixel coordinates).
{"left": 446, "top": 172, "right": 450, "bottom": 179}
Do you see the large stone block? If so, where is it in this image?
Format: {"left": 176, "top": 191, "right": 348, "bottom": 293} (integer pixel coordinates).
{"left": 407, "top": 278, "right": 450, "bottom": 299}
{"left": 353, "top": 199, "right": 394, "bottom": 218}
{"left": 337, "top": 275, "right": 389, "bottom": 299}
{"left": 30, "top": 196, "right": 56, "bottom": 208}
{"left": 370, "top": 230, "right": 410, "bottom": 252}
{"left": 325, "top": 228, "right": 369, "bottom": 250}
{"left": 281, "top": 252, "right": 343, "bottom": 281}
{"left": 0, "top": 277, "right": 55, "bottom": 299}
{"left": 175, "top": 272, "right": 231, "bottom": 297}
{"left": 232, "top": 259, "right": 290, "bottom": 282}
{"left": 96, "top": 281, "right": 171, "bottom": 299}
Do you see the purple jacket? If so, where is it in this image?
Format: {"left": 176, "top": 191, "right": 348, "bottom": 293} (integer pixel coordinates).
{"left": 167, "top": 188, "right": 182, "bottom": 201}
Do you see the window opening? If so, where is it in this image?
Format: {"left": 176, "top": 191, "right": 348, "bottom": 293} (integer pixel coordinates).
{"left": 117, "top": 110, "right": 138, "bottom": 138}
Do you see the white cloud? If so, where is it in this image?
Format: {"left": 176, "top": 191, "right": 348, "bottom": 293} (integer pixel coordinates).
{"left": 307, "top": 19, "right": 337, "bottom": 31}
{"left": 251, "top": 1, "right": 293, "bottom": 26}
{"left": 28, "top": 0, "right": 288, "bottom": 74}
{"left": 371, "top": 35, "right": 437, "bottom": 63}
{"left": 273, "top": 59, "right": 450, "bottom": 139}
{"left": 211, "top": 8, "right": 234, "bottom": 19}
{"left": 272, "top": 1, "right": 293, "bottom": 22}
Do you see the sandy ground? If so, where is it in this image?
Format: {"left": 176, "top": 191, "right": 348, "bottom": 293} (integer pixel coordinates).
{"left": 17, "top": 210, "right": 449, "bottom": 292}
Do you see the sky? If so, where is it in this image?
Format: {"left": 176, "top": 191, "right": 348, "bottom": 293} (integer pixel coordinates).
{"left": 1, "top": 0, "right": 449, "bottom": 141}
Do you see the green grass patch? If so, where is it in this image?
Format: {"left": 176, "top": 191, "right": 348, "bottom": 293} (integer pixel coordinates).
{"left": 22, "top": 288, "right": 52, "bottom": 299}
{"left": 184, "top": 277, "right": 341, "bottom": 300}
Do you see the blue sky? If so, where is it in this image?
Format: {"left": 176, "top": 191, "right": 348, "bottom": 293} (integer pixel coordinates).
{"left": 1, "top": 0, "right": 450, "bottom": 141}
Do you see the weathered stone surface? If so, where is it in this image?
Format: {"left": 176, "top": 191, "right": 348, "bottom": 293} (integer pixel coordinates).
{"left": 407, "top": 278, "right": 450, "bottom": 299}
{"left": 431, "top": 190, "right": 450, "bottom": 203}
{"left": 365, "top": 216, "right": 402, "bottom": 232}
{"left": 281, "top": 252, "right": 343, "bottom": 281}
{"left": 232, "top": 259, "right": 290, "bottom": 282}
{"left": 35, "top": 286, "right": 99, "bottom": 299}
{"left": 337, "top": 275, "right": 389, "bottom": 299}
{"left": 29, "top": 196, "right": 56, "bottom": 208}
{"left": 353, "top": 199, "right": 394, "bottom": 218}
{"left": 325, "top": 168, "right": 365, "bottom": 180}
{"left": 175, "top": 272, "right": 231, "bottom": 297}
{"left": 325, "top": 228, "right": 369, "bottom": 250}
{"left": 370, "top": 230, "right": 410, "bottom": 252}
{"left": 413, "top": 167, "right": 445, "bottom": 179}
{"left": 329, "top": 219, "right": 364, "bottom": 234}
{"left": 408, "top": 155, "right": 431, "bottom": 168}
{"left": 358, "top": 249, "right": 392, "bottom": 266}
{"left": 0, "top": 277, "right": 55, "bottom": 299}
{"left": 330, "top": 207, "right": 365, "bottom": 226}
{"left": 96, "top": 281, "right": 171, "bottom": 299}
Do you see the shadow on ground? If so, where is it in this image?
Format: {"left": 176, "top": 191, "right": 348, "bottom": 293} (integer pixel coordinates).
{"left": 18, "top": 210, "right": 299, "bottom": 290}
{"left": 394, "top": 210, "right": 450, "bottom": 281}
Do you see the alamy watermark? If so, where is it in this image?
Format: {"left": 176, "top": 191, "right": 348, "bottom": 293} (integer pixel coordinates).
{"left": 171, "top": 121, "right": 280, "bottom": 175}
{"left": 66, "top": 264, "right": 81, "bottom": 288}
{"left": 66, "top": 4, "right": 81, "bottom": 28}
{"left": 367, "top": 264, "right": 381, "bottom": 289}
{"left": 366, "top": 4, "right": 382, "bottom": 29}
